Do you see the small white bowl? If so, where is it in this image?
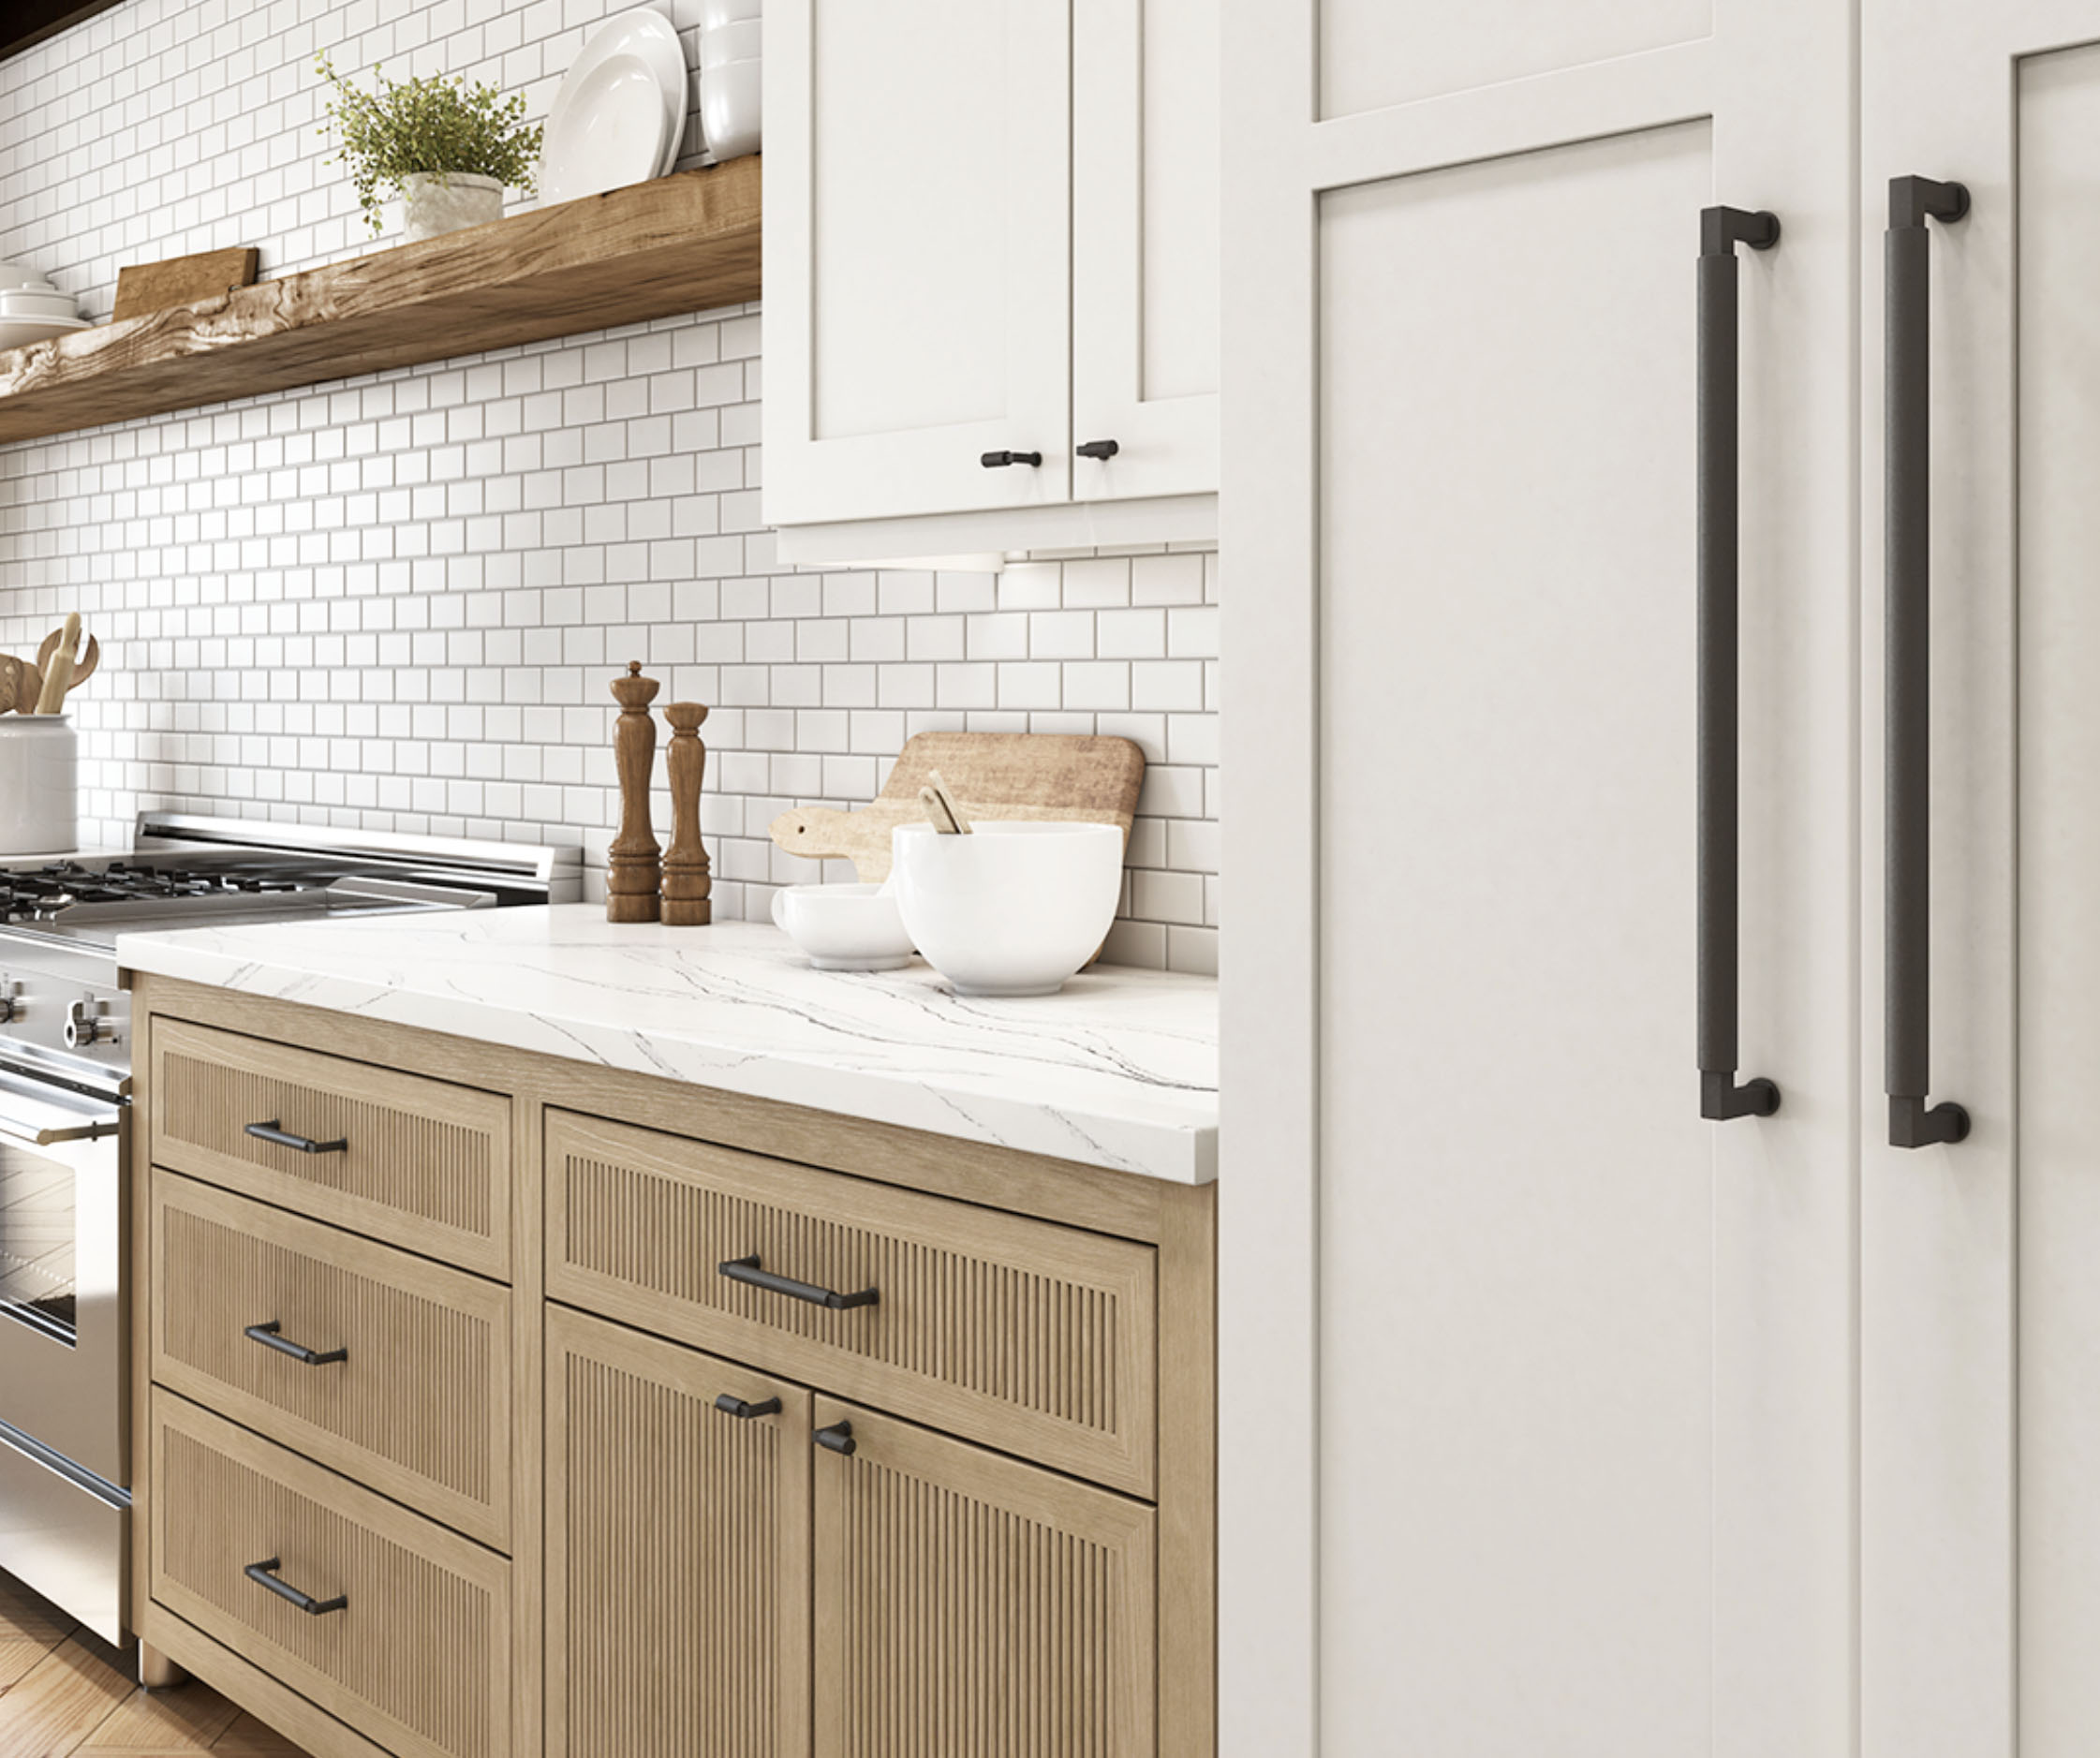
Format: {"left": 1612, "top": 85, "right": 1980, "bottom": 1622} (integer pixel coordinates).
{"left": 891, "top": 821, "right": 1124, "bottom": 997}
{"left": 701, "top": 57, "right": 762, "bottom": 160}
{"left": 700, "top": 17, "right": 761, "bottom": 68}
{"left": 771, "top": 881, "right": 916, "bottom": 971}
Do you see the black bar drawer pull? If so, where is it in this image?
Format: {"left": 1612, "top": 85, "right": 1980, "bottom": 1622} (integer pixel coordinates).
{"left": 715, "top": 1393, "right": 782, "bottom": 1421}
{"left": 244, "top": 1557, "right": 348, "bottom": 1617}
{"left": 1884, "top": 174, "right": 1971, "bottom": 1150}
{"left": 718, "top": 1254, "right": 880, "bottom": 1312}
{"left": 980, "top": 449, "right": 1043, "bottom": 468}
{"left": 1696, "top": 203, "right": 1782, "bottom": 1123}
{"left": 244, "top": 1321, "right": 348, "bottom": 1367}
{"left": 815, "top": 1421, "right": 858, "bottom": 1456}
{"left": 244, "top": 1119, "right": 348, "bottom": 1156}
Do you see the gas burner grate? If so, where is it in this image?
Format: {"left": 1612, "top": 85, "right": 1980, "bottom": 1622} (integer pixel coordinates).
{"left": 0, "top": 860, "right": 318, "bottom": 922}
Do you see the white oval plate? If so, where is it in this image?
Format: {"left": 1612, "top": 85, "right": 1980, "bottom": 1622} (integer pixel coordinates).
{"left": 540, "top": 10, "right": 687, "bottom": 202}
{"left": 0, "top": 316, "right": 89, "bottom": 352}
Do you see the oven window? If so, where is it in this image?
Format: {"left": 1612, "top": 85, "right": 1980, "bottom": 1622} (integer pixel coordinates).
{"left": 0, "top": 1140, "right": 76, "bottom": 1346}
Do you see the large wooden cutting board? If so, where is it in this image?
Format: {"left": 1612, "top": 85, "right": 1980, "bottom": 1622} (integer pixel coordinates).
{"left": 769, "top": 731, "right": 1146, "bottom": 882}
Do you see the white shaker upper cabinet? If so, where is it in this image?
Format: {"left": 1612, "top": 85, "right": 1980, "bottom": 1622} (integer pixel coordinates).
{"left": 1071, "top": 0, "right": 1220, "bottom": 503}
{"left": 762, "top": 0, "right": 1072, "bottom": 528}
{"left": 764, "top": 0, "right": 1220, "bottom": 561}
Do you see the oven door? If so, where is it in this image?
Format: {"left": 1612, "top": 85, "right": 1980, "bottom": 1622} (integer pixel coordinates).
{"left": 0, "top": 1064, "right": 126, "bottom": 1487}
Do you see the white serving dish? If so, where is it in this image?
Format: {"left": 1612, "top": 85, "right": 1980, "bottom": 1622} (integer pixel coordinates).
{"left": 700, "top": 17, "right": 761, "bottom": 70}
{"left": 700, "top": 56, "right": 762, "bottom": 162}
{"left": 0, "top": 717, "right": 79, "bottom": 856}
{"left": 0, "top": 315, "right": 89, "bottom": 352}
{"left": 891, "top": 822, "right": 1125, "bottom": 997}
{"left": 771, "top": 881, "right": 916, "bottom": 971}
{"left": 0, "top": 289, "right": 79, "bottom": 321}
{"left": 540, "top": 9, "right": 687, "bottom": 203}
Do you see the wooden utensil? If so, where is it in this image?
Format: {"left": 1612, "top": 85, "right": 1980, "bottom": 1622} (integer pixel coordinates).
{"left": 771, "top": 731, "right": 1146, "bottom": 881}
{"left": 2, "top": 657, "right": 43, "bottom": 715}
{"left": 661, "top": 701, "right": 713, "bottom": 926}
{"left": 923, "top": 769, "right": 972, "bottom": 834}
{"left": 606, "top": 661, "right": 662, "bottom": 923}
{"left": 34, "top": 627, "right": 97, "bottom": 693}
{"left": 0, "top": 655, "right": 27, "bottom": 715}
{"left": 33, "top": 613, "right": 80, "bottom": 715}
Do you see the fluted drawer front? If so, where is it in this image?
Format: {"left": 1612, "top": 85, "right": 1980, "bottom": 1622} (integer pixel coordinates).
{"left": 814, "top": 1399, "right": 1156, "bottom": 1758}
{"left": 151, "top": 1391, "right": 510, "bottom": 1758}
{"left": 548, "top": 1308, "right": 810, "bottom": 1758}
{"left": 152, "top": 1017, "right": 512, "bottom": 1278}
{"left": 153, "top": 1174, "right": 511, "bottom": 1549}
{"left": 548, "top": 1110, "right": 1159, "bottom": 1495}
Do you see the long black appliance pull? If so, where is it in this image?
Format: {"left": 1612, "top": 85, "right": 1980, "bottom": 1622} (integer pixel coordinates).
{"left": 1884, "top": 175, "right": 1972, "bottom": 1150}
{"left": 1697, "top": 204, "right": 1782, "bottom": 1122}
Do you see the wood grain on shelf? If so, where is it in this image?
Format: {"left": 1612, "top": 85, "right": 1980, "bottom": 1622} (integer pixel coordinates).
{"left": 0, "top": 158, "right": 760, "bottom": 444}
{"left": 0, "top": 1568, "right": 309, "bottom": 1757}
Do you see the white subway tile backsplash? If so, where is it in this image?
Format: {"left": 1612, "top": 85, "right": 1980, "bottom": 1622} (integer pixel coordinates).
{"left": 0, "top": 0, "right": 1220, "bottom": 972}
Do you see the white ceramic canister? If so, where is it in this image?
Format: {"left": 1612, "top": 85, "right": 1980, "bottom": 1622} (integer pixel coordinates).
{"left": 0, "top": 716, "right": 79, "bottom": 856}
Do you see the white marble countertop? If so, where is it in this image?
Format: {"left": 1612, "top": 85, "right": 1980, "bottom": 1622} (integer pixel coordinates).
{"left": 115, "top": 905, "right": 1219, "bottom": 1184}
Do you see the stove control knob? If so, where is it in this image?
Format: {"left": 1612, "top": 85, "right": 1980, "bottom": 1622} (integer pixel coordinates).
{"left": 65, "top": 997, "right": 117, "bottom": 1049}
{"left": 0, "top": 982, "right": 18, "bottom": 1024}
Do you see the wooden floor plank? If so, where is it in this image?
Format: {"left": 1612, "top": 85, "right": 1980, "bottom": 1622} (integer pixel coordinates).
{"left": 0, "top": 1637, "right": 138, "bottom": 1758}
{"left": 206, "top": 1715, "right": 311, "bottom": 1757}
{"left": 71, "top": 1677, "right": 242, "bottom": 1752}
{"left": 0, "top": 1573, "right": 76, "bottom": 1647}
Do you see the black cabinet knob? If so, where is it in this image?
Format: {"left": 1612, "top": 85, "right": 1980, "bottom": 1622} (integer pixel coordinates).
{"left": 815, "top": 1421, "right": 858, "bottom": 1456}
{"left": 1076, "top": 438, "right": 1120, "bottom": 460}
{"left": 715, "top": 1393, "right": 783, "bottom": 1421}
{"left": 980, "top": 450, "right": 1043, "bottom": 468}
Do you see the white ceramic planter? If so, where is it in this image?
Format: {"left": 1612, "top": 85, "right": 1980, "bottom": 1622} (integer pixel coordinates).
{"left": 891, "top": 822, "right": 1125, "bottom": 997}
{"left": 0, "top": 716, "right": 78, "bottom": 856}
{"left": 398, "top": 172, "right": 505, "bottom": 243}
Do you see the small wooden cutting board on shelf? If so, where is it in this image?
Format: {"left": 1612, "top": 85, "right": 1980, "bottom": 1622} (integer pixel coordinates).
{"left": 769, "top": 731, "right": 1146, "bottom": 882}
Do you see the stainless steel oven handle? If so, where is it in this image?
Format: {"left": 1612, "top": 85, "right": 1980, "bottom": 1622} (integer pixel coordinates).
{"left": 0, "top": 1112, "right": 122, "bottom": 1148}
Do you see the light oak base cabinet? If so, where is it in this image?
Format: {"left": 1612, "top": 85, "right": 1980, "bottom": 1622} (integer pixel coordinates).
{"left": 128, "top": 976, "right": 1215, "bottom": 1758}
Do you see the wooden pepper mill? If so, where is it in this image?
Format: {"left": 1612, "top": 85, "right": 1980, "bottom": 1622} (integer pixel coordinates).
{"left": 661, "top": 702, "right": 714, "bottom": 926}
{"left": 606, "top": 661, "right": 662, "bottom": 923}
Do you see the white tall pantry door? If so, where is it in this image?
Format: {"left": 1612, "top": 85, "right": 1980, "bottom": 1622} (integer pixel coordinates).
{"left": 1861, "top": 6, "right": 2100, "bottom": 1755}
{"left": 1221, "top": 6, "right": 1858, "bottom": 1755}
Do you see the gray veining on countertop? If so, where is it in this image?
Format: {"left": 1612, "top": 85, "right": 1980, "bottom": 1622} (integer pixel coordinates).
{"left": 116, "top": 906, "right": 1219, "bottom": 1184}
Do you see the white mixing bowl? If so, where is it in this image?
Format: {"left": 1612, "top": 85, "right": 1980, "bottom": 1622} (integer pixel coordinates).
{"left": 0, "top": 716, "right": 79, "bottom": 855}
{"left": 891, "top": 821, "right": 1124, "bottom": 997}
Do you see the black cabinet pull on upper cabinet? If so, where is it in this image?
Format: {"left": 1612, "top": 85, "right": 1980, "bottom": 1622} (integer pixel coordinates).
{"left": 1076, "top": 438, "right": 1120, "bottom": 460}
{"left": 1696, "top": 205, "right": 1782, "bottom": 1122}
{"left": 1884, "top": 175, "right": 1971, "bottom": 1149}
{"left": 980, "top": 449, "right": 1043, "bottom": 468}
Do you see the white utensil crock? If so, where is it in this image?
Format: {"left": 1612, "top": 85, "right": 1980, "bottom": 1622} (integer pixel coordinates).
{"left": 890, "top": 822, "right": 1124, "bottom": 997}
{"left": 0, "top": 716, "right": 78, "bottom": 855}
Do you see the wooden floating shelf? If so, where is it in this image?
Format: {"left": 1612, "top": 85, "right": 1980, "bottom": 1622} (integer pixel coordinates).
{"left": 0, "top": 155, "right": 762, "bottom": 445}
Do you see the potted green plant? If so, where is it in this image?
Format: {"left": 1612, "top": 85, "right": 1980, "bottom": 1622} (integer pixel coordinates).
{"left": 317, "top": 56, "right": 543, "bottom": 243}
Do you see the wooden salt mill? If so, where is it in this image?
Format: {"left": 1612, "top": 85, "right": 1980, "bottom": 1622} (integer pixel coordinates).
{"left": 661, "top": 702, "right": 714, "bottom": 926}
{"left": 606, "top": 661, "right": 662, "bottom": 923}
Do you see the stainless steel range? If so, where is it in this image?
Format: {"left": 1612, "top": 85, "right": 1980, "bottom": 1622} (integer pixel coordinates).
{"left": 0, "top": 813, "right": 580, "bottom": 1646}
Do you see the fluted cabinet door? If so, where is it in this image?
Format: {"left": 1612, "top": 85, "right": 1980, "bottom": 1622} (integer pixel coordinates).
{"left": 812, "top": 1398, "right": 1155, "bottom": 1758}
{"left": 547, "top": 1309, "right": 811, "bottom": 1758}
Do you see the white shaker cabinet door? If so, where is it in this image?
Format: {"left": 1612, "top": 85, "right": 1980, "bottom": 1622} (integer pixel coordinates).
{"left": 1861, "top": 8, "right": 2100, "bottom": 1756}
{"left": 1071, "top": 0, "right": 1220, "bottom": 502}
{"left": 1221, "top": 4, "right": 1857, "bottom": 1756}
{"left": 762, "top": 0, "right": 1071, "bottom": 525}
